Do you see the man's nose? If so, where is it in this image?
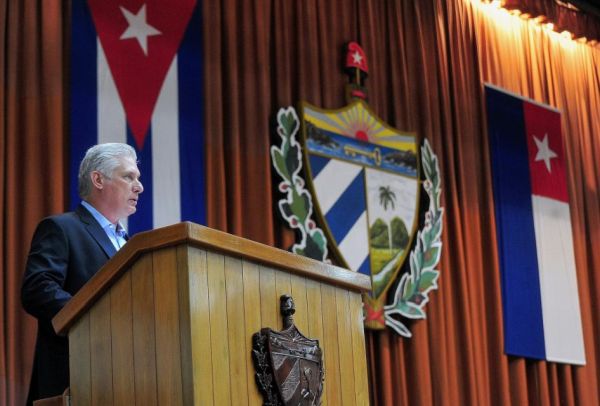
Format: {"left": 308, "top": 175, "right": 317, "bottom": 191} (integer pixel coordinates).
{"left": 133, "top": 179, "right": 144, "bottom": 194}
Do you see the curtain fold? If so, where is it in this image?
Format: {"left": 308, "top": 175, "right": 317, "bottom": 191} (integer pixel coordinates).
{"left": 0, "top": 0, "right": 68, "bottom": 404}
{"left": 2, "top": 0, "right": 599, "bottom": 405}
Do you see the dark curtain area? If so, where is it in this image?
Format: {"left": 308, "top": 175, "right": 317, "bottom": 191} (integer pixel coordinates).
{"left": 1, "top": 0, "right": 68, "bottom": 404}
{"left": 1, "top": 0, "right": 599, "bottom": 405}
{"left": 504, "top": 0, "right": 600, "bottom": 40}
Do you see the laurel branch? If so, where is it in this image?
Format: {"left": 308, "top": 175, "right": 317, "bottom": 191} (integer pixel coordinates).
{"left": 271, "top": 107, "right": 329, "bottom": 261}
{"left": 383, "top": 139, "right": 444, "bottom": 337}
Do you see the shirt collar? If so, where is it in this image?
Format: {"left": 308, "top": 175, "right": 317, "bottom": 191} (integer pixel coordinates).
{"left": 81, "top": 200, "right": 126, "bottom": 236}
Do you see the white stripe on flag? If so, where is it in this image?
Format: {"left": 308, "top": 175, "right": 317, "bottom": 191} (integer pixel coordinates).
{"left": 338, "top": 212, "right": 369, "bottom": 272}
{"left": 151, "top": 57, "right": 181, "bottom": 228}
{"left": 97, "top": 40, "right": 129, "bottom": 231}
{"left": 532, "top": 195, "right": 586, "bottom": 364}
{"left": 97, "top": 40, "right": 127, "bottom": 145}
{"left": 313, "top": 159, "right": 363, "bottom": 214}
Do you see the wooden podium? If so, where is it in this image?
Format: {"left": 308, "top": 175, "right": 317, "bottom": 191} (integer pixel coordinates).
{"left": 53, "top": 222, "right": 371, "bottom": 405}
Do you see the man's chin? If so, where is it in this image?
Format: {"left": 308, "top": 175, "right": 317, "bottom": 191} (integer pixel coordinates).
{"left": 121, "top": 207, "right": 136, "bottom": 219}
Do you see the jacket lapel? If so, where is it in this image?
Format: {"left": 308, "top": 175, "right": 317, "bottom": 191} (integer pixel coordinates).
{"left": 76, "top": 204, "right": 117, "bottom": 258}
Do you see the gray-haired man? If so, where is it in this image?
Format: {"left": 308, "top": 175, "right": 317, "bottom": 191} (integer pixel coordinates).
{"left": 22, "top": 143, "right": 143, "bottom": 403}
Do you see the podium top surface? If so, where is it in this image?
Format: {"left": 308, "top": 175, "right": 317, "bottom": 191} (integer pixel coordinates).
{"left": 53, "top": 222, "right": 371, "bottom": 335}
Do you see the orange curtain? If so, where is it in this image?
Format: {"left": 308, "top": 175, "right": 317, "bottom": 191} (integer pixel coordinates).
{"left": 358, "top": 1, "right": 508, "bottom": 403}
{"left": 1, "top": 0, "right": 599, "bottom": 405}
{"left": 473, "top": 2, "right": 600, "bottom": 405}
{"left": 0, "top": 0, "right": 68, "bottom": 404}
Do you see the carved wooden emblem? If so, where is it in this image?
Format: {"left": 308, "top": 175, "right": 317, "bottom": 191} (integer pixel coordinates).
{"left": 252, "top": 295, "right": 324, "bottom": 405}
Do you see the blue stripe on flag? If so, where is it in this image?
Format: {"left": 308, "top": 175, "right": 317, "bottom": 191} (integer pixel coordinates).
{"left": 325, "top": 170, "right": 365, "bottom": 243}
{"left": 127, "top": 130, "right": 153, "bottom": 234}
{"left": 178, "top": 4, "right": 206, "bottom": 225}
{"left": 308, "top": 154, "right": 330, "bottom": 179}
{"left": 70, "top": 0, "right": 98, "bottom": 209}
{"left": 486, "top": 87, "right": 546, "bottom": 360}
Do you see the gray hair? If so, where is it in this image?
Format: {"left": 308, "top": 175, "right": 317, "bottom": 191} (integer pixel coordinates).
{"left": 78, "top": 143, "right": 138, "bottom": 199}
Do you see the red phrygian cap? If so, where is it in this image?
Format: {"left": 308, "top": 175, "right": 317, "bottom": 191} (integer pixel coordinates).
{"left": 345, "top": 42, "right": 368, "bottom": 73}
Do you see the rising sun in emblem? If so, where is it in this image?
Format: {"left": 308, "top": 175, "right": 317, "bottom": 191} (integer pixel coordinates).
{"left": 304, "top": 101, "right": 417, "bottom": 152}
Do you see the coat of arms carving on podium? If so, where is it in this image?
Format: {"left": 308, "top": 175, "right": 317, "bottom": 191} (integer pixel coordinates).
{"left": 252, "top": 295, "right": 324, "bottom": 406}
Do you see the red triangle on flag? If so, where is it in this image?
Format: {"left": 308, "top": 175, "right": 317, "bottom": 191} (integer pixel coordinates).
{"left": 87, "top": 0, "right": 197, "bottom": 148}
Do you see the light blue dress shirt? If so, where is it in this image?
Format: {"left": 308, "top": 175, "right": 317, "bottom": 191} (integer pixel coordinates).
{"left": 81, "top": 201, "right": 127, "bottom": 250}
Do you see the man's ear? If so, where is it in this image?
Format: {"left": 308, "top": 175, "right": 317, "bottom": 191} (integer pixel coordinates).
{"left": 90, "top": 171, "right": 104, "bottom": 190}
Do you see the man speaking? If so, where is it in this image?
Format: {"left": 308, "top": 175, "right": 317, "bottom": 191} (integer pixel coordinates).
{"left": 21, "top": 143, "right": 143, "bottom": 403}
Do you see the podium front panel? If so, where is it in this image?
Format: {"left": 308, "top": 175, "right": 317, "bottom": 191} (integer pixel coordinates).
{"left": 68, "top": 242, "right": 369, "bottom": 405}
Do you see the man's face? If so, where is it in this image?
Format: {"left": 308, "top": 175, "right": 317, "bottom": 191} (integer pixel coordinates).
{"left": 99, "top": 156, "right": 143, "bottom": 222}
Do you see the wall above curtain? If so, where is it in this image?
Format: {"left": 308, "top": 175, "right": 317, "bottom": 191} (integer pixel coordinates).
{"left": 501, "top": 0, "right": 600, "bottom": 41}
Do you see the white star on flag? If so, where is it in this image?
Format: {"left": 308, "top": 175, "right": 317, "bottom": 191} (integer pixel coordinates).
{"left": 120, "top": 4, "right": 161, "bottom": 55}
{"left": 352, "top": 51, "right": 363, "bottom": 65}
{"left": 533, "top": 134, "right": 558, "bottom": 173}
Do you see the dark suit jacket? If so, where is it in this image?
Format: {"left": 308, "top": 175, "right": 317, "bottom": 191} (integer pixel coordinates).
{"left": 22, "top": 204, "right": 119, "bottom": 402}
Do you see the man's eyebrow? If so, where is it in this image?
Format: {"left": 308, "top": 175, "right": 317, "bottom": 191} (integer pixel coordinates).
{"left": 122, "top": 170, "right": 139, "bottom": 178}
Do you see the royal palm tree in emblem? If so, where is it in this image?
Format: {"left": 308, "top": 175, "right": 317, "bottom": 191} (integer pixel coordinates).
{"left": 378, "top": 185, "right": 396, "bottom": 253}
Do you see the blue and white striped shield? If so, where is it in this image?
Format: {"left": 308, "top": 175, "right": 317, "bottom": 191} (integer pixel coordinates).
{"left": 300, "top": 100, "right": 420, "bottom": 318}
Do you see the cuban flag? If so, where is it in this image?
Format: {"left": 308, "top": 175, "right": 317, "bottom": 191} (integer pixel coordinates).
{"left": 69, "top": 0, "right": 206, "bottom": 234}
{"left": 486, "top": 85, "right": 585, "bottom": 365}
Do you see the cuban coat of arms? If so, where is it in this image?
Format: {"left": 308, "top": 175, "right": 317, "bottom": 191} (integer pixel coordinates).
{"left": 271, "top": 43, "right": 443, "bottom": 337}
